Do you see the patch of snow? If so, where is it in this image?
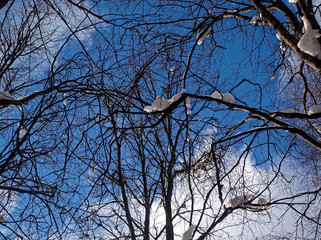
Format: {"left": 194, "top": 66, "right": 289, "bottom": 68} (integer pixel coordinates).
{"left": 302, "top": 15, "right": 312, "bottom": 32}
{"left": 185, "top": 97, "right": 191, "bottom": 108}
{"left": 0, "top": 91, "right": 13, "bottom": 100}
{"left": 223, "top": 93, "right": 235, "bottom": 103}
{"left": 168, "top": 89, "right": 186, "bottom": 104}
{"left": 144, "top": 90, "right": 188, "bottom": 113}
{"left": 182, "top": 225, "right": 196, "bottom": 240}
{"left": 144, "top": 105, "right": 154, "bottom": 113}
{"left": 250, "top": 16, "right": 260, "bottom": 25}
{"left": 289, "top": 0, "right": 298, "bottom": 3}
{"left": 19, "top": 127, "right": 27, "bottom": 138}
{"left": 152, "top": 96, "right": 169, "bottom": 111}
{"left": 228, "top": 194, "right": 253, "bottom": 208}
{"left": 210, "top": 91, "right": 235, "bottom": 103}
{"left": 279, "top": 109, "right": 297, "bottom": 113}
{"left": 144, "top": 96, "right": 169, "bottom": 112}
{"left": 308, "top": 105, "right": 321, "bottom": 115}
{"left": 197, "top": 27, "right": 211, "bottom": 45}
{"left": 78, "top": 0, "right": 85, "bottom": 7}
{"left": 16, "top": 96, "right": 25, "bottom": 100}
{"left": 228, "top": 195, "right": 269, "bottom": 211}
{"left": 210, "top": 90, "right": 223, "bottom": 99}
{"left": 298, "top": 28, "right": 321, "bottom": 58}
{"left": 213, "top": 124, "right": 218, "bottom": 133}
{"left": 280, "top": 42, "right": 287, "bottom": 51}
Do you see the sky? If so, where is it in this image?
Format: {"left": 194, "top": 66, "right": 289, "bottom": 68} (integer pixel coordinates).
{"left": 0, "top": 0, "right": 321, "bottom": 239}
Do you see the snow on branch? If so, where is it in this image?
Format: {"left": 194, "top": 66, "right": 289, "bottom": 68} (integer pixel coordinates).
{"left": 308, "top": 105, "right": 321, "bottom": 115}
{"left": 228, "top": 194, "right": 269, "bottom": 211}
{"left": 197, "top": 27, "right": 211, "bottom": 45}
{"left": 0, "top": 91, "right": 13, "bottom": 100}
{"left": 298, "top": 14, "right": 321, "bottom": 59}
{"left": 250, "top": 16, "right": 260, "bottom": 25}
{"left": 144, "top": 89, "right": 186, "bottom": 113}
{"left": 182, "top": 225, "right": 196, "bottom": 240}
{"left": 210, "top": 90, "right": 235, "bottom": 103}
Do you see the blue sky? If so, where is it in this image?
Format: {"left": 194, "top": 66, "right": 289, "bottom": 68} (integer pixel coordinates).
{"left": 0, "top": 0, "right": 321, "bottom": 239}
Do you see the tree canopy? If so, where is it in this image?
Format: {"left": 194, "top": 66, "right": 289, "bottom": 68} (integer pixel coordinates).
{"left": 0, "top": 0, "right": 321, "bottom": 239}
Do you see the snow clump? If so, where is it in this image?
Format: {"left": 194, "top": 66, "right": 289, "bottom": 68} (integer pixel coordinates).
{"left": 144, "top": 96, "right": 169, "bottom": 112}
{"left": 308, "top": 105, "right": 321, "bottom": 115}
{"left": 228, "top": 195, "right": 268, "bottom": 211}
{"left": 210, "top": 91, "right": 235, "bottom": 103}
{"left": 182, "top": 225, "right": 196, "bottom": 240}
{"left": 0, "top": 91, "right": 13, "bottom": 100}
{"left": 197, "top": 27, "right": 211, "bottom": 45}
{"left": 298, "top": 15, "right": 321, "bottom": 58}
{"left": 250, "top": 16, "right": 260, "bottom": 25}
{"left": 144, "top": 89, "right": 186, "bottom": 113}
{"left": 168, "top": 89, "right": 186, "bottom": 104}
{"left": 298, "top": 29, "right": 321, "bottom": 58}
{"left": 210, "top": 90, "right": 222, "bottom": 99}
{"left": 170, "top": 66, "right": 176, "bottom": 73}
{"left": 279, "top": 109, "right": 297, "bottom": 113}
{"left": 223, "top": 93, "right": 235, "bottom": 103}
{"left": 228, "top": 194, "right": 254, "bottom": 208}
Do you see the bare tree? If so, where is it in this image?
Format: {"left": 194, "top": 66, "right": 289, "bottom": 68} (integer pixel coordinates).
{"left": 0, "top": 0, "right": 321, "bottom": 239}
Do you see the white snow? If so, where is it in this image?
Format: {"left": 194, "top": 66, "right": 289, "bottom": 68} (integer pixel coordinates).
{"left": 228, "top": 195, "right": 268, "bottom": 211}
{"left": 250, "top": 16, "right": 260, "bottom": 25}
{"left": 308, "top": 105, "right": 321, "bottom": 115}
{"left": 289, "top": 0, "right": 297, "bottom": 3}
{"left": 210, "top": 90, "right": 223, "bottom": 99}
{"left": 210, "top": 91, "right": 235, "bottom": 103}
{"left": 144, "top": 90, "right": 187, "bottom": 112}
{"left": 19, "top": 127, "right": 27, "bottom": 138}
{"left": 228, "top": 194, "right": 253, "bottom": 208}
{"left": 197, "top": 27, "right": 211, "bottom": 45}
{"left": 144, "top": 96, "right": 169, "bottom": 112}
{"left": 280, "top": 42, "right": 287, "bottom": 51}
{"left": 78, "top": 0, "right": 85, "bottom": 7}
{"left": 302, "top": 16, "right": 312, "bottom": 33}
{"left": 144, "top": 105, "right": 154, "bottom": 113}
{"left": 223, "top": 93, "right": 235, "bottom": 103}
{"left": 152, "top": 96, "right": 169, "bottom": 111}
{"left": 182, "top": 225, "right": 196, "bottom": 240}
{"left": 298, "top": 28, "right": 321, "bottom": 58}
{"left": 168, "top": 89, "right": 186, "bottom": 104}
{"left": 185, "top": 97, "right": 191, "bottom": 108}
{"left": 0, "top": 91, "right": 13, "bottom": 100}
{"left": 16, "top": 96, "right": 25, "bottom": 100}
{"left": 279, "top": 109, "right": 297, "bottom": 113}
